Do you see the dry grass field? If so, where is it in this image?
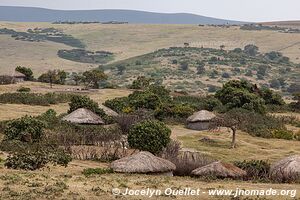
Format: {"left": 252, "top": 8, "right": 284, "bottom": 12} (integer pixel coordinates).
{"left": 1, "top": 125, "right": 300, "bottom": 200}
{"left": 0, "top": 82, "right": 131, "bottom": 121}
{"left": 1, "top": 22, "right": 300, "bottom": 76}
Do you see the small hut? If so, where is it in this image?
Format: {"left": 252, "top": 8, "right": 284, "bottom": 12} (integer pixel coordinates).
{"left": 0, "top": 71, "right": 26, "bottom": 83}
{"left": 270, "top": 155, "right": 300, "bottom": 182}
{"left": 12, "top": 71, "right": 26, "bottom": 82}
{"left": 99, "top": 104, "right": 119, "bottom": 117}
{"left": 110, "top": 151, "right": 176, "bottom": 175}
{"left": 186, "top": 110, "right": 216, "bottom": 130}
{"left": 191, "top": 161, "right": 246, "bottom": 178}
{"left": 62, "top": 108, "right": 104, "bottom": 125}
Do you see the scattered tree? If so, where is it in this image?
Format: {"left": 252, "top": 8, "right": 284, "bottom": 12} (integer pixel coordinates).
{"left": 209, "top": 109, "right": 247, "bottom": 148}
{"left": 15, "top": 66, "right": 34, "bottom": 81}
{"left": 82, "top": 69, "right": 108, "bottom": 89}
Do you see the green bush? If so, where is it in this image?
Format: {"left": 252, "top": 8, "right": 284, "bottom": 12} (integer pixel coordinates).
{"left": 272, "top": 129, "right": 294, "bottom": 140}
{"left": 17, "top": 87, "right": 31, "bottom": 93}
{"left": 155, "top": 103, "right": 195, "bottom": 121}
{"left": 234, "top": 160, "right": 270, "bottom": 181}
{"left": 82, "top": 168, "right": 113, "bottom": 177}
{"left": 4, "top": 116, "right": 45, "bottom": 142}
{"left": 173, "top": 95, "right": 222, "bottom": 111}
{"left": 129, "top": 76, "right": 153, "bottom": 89}
{"left": 5, "top": 147, "right": 72, "bottom": 170}
{"left": 128, "top": 120, "right": 171, "bottom": 154}
{"left": 128, "top": 91, "right": 162, "bottom": 110}
{"left": 0, "top": 92, "right": 76, "bottom": 106}
{"left": 215, "top": 80, "right": 266, "bottom": 114}
{"left": 104, "top": 97, "right": 130, "bottom": 113}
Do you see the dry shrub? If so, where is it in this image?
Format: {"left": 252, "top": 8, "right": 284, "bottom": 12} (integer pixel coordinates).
{"left": 116, "top": 109, "right": 154, "bottom": 134}
{"left": 70, "top": 145, "right": 134, "bottom": 162}
{"left": 160, "top": 142, "right": 216, "bottom": 176}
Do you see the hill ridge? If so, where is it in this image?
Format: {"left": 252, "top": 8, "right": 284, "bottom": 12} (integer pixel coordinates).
{"left": 0, "top": 6, "right": 245, "bottom": 24}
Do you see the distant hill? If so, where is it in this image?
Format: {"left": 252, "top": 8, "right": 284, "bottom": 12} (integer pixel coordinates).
{"left": 0, "top": 6, "right": 245, "bottom": 25}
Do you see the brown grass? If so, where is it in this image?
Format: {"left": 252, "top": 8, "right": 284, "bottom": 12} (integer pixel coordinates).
{"left": 173, "top": 125, "right": 300, "bottom": 163}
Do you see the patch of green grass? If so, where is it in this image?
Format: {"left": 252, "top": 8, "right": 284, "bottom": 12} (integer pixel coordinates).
{"left": 82, "top": 168, "right": 113, "bottom": 177}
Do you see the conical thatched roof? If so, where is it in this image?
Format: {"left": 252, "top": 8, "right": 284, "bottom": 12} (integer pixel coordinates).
{"left": 110, "top": 151, "right": 176, "bottom": 173}
{"left": 270, "top": 155, "right": 300, "bottom": 182}
{"left": 187, "top": 110, "right": 216, "bottom": 122}
{"left": 62, "top": 108, "right": 104, "bottom": 125}
{"left": 191, "top": 161, "right": 246, "bottom": 178}
{"left": 99, "top": 104, "right": 119, "bottom": 117}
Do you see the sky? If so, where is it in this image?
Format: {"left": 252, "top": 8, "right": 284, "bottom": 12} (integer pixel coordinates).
{"left": 0, "top": 0, "right": 299, "bottom": 22}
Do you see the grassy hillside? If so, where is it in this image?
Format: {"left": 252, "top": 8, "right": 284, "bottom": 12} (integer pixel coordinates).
{"left": 105, "top": 46, "right": 300, "bottom": 94}
{"left": 1, "top": 22, "right": 300, "bottom": 76}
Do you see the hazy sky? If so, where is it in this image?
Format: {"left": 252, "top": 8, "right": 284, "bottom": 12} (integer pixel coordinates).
{"left": 0, "top": 0, "right": 299, "bottom": 22}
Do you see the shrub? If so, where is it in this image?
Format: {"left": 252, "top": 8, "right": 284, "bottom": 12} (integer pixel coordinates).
{"left": 128, "top": 120, "right": 171, "bottom": 154}
{"left": 221, "top": 72, "right": 231, "bottom": 78}
{"left": 17, "top": 87, "right": 31, "bottom": 93}
{"left": 116, "top": 110, "right": 154, "bottom": 134}
{"left": 104, "top": 97, "right": 130, "bottom": 113}
{"left": 82, "top": 168, "right": 113, "bottom": 177}
{"left": 272, "top": 129, "right": 294, "bottom": 140}
{"left": 154, "top": 103, "right": 195, "bottom": 121}
{"left": 0, "top": 92, "right": 76, "bottom": 106}
{"left": 173, "top": 95, "right": 222, "bottom": 111}
{"left": 235, "top": 110, "right": 288, "bottom": 139}
{"left": 5, "top": 146, "right": 72, "bottom": 170}
{"left": 4, "top": 116, "right": 45, "bottom": 142}
{"left": 234, "top": 160, "right": 270, "bottom": 181}
{"left": 129, "top": 76, "right": 153, "bottom": 89}
{"left": 128, "top": 91, "right": 162, "bottom": 110}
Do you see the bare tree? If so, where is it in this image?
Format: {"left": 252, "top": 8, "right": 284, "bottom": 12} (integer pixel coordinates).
{"left": 209, "top": 109, "right": 246, "bottom": 148}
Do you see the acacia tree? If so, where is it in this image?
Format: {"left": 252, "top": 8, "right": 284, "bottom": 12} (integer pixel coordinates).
{"left": 209, "top": 109, "right": 247, "bottom": 148}
{"left": 82, "top": 69, "right": 108, "bottom": 89}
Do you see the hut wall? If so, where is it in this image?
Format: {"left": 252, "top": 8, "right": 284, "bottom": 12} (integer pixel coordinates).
{"left": 187, "top": 121, "right": 210, "bottom": 130}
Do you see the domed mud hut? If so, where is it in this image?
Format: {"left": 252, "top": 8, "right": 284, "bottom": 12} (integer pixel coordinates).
{"left": 191, "top": 161, "right": 246, "bottom": 179}
{"left": 62, "top": 108, "right": 104, "bottom": 125}
{"left": 270, "top": 155, "right": 300, "bottom": 182}
{"left": 186, "top": 110, "right": 216, "bottom": 130}
{"left": 110, "top": 151, "right": 176, "bottom": 175}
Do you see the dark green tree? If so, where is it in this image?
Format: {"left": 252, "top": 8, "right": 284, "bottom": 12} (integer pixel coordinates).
{"left": 82, "top": 69, "right": 108, "bottom": 89}
{"left": 128, "top": 120, "right": 171, "bottom": 154}
{"left": 15, "top": 66, "right": 34, "bottom": 81}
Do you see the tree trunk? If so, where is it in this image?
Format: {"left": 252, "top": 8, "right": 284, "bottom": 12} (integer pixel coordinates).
{"left": 231, "top": 127, "right": 236, "bottom": 148}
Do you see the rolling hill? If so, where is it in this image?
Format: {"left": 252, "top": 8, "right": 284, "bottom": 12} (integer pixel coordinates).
{"left": 0, "top": 6, "right": 245, "bottom": 25}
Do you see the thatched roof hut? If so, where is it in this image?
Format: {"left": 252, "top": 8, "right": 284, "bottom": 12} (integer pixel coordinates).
{"left": 99, "top": 104, "right": 119, "bottom": 117}
{"left": 270, "top": 155, "right": 300, "bottom": 182}
{"left": 62, "top": 108, "right": 104, "bottom": 125}
{"left": 110, "top": 151, "right": 176, "bottom": 175}
{"left": 191, "top": 161, "right": 246, "bottom": 178}
{"left": 186, "top": 110, "right": 216, "bottom": 130}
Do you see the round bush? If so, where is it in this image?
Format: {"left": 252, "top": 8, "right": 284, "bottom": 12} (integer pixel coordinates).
{"left": 128, "top": 120, "right": 171, "bottom": 154}
{"left": 4, "top": 116, "right": 45, "bottom": 142}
